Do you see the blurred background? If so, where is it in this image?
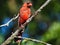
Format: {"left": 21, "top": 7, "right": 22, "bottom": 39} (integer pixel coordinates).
{"left": 0, "top": 0, "right": 60, "bottom": 45}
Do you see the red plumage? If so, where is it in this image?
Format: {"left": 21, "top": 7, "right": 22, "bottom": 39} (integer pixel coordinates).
{"left": 15, "top": 2, "right": 32, "bottom": 43}
{"left": 18, "top": 2, "right": 32, "bottom": 26}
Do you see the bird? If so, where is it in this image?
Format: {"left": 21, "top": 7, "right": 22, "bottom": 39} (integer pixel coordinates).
{"left": 14, "top": 1, "right": 32, "bottom": 43}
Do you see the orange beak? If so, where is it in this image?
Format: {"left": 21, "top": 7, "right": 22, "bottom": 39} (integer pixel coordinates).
{"left": 28, "top": 3, "right": 32, "bottom": 6}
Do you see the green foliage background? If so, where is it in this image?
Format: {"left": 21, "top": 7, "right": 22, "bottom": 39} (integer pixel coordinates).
{"left": 0, "top": 0, "right": 60, "bottom": 45}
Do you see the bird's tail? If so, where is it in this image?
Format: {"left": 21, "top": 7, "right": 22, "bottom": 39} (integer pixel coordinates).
{"left": 14, "top": 29, "right": 24, "bottom": 44}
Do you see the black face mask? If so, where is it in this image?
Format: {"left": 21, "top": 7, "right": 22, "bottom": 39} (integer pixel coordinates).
{"left": 27, "top": 2, "right": 32, "bottom": 8}
{"left": 27, "top": 6, "right": 31, "bottom": 8}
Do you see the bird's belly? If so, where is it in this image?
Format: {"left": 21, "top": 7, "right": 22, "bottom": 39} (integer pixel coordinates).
{"left": 22, "top": 14, "right": 29, "bottom": 20}
{"left": 18, "top": 14, "right": 29, "bottom": 24}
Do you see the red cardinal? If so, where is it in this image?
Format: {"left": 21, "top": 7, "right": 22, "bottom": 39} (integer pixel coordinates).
{"left": 14, "top": 2, "right": 32, "bottom": 43}
{"left": 19, "top": 2, "right": 32, "bottom": 26}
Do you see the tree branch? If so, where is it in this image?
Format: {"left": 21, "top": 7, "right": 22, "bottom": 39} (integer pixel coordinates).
{"left": 0, "top": 14, "right": 19, "bottom": 27}
{"left": 18, "top": 37, "right": 51, "bottom": 45}
{"left": 1, "top": 0, "right": 51, "bottom": 45}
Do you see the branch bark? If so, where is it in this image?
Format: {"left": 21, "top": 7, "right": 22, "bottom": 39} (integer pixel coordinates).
{"left": 1, "top": 0, "right": 51, "bottom": 45}
{"left": 17, "top": 37, "right": 51, "bottom": 45}
{"left": 0, "top": 14, "right": 19, "bottom": 27}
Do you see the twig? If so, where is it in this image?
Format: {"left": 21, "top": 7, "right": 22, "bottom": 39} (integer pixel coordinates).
{"left": 1, "top": 0, "right": 51, "bottom": 45}
{"left": 0, "top": 14, "right": 19, "bottom": 27}
{"left": 19, "top": 37, "right": 51, "bottom": 45}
